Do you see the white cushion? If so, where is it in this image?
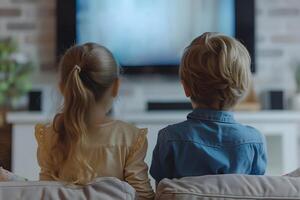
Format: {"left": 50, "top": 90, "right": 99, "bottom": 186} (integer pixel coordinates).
{"left": 156, "top": 175, "right": 300, "bottom": 200}
{"left": 0, "top": 177, "right": 136, "bottom": 200}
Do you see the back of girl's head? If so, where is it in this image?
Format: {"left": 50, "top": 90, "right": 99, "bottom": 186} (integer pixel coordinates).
{"left": 59, "top": 42, "right": 119, "bottom": 101}
{"left": 180, "top": 32, "right": 251, "bottom": 110}
{"left": 50, "top": 43, "right": 119, "bottom": 184}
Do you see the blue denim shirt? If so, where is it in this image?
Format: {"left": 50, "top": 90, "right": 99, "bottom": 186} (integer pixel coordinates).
{"left": 150, "top": 109, "right": 267, "bottom": 183}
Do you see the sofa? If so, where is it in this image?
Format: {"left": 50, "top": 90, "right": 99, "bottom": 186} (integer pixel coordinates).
{"left": 0, "top": 177, "right": 136, "bottom": 200}
{"left": 155, "top": 174, "right": 300, "bottom": 199}
{"left": 0, "top": 175, "right": 300, "bottom": 200}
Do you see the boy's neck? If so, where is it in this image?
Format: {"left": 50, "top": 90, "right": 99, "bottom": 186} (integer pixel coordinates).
{"left": 192, "top": 101, "right": 231, "bottom": 111}
{"left": 192, "top": 101, "right": 218, "bottom": 110}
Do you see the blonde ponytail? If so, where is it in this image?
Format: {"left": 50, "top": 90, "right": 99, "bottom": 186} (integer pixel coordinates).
{"left": 50, "top": 43, "right": 119, "bottom": 184}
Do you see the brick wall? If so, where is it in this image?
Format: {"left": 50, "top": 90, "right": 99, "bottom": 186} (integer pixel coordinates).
{"left": 256, "top": 0, "right": 300, "bottom": 95}
{"left": 0, "top": 0, "right": 56, "bottom": 71}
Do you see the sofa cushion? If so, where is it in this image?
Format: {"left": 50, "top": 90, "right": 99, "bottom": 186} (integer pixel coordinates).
{"left": 0, "top": 167, "right": 27, "bottom": 181}
{"left": 156, "top": 175, "right": 300, "bottom": 200}
{"left": 0, "top": 177, "right": 136, "bottom": 200}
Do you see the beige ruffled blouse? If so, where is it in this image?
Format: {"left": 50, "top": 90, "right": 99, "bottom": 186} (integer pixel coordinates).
{"left": 35, "top": 120, "right": 154, "bottom": 199}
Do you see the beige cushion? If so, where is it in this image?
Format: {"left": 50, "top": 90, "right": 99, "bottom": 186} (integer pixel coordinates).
{"left": 0, "top": 177, "right": 136, "bottom": 200}
{"left": 156, "top": 175, "right": 300, "bottom": 200}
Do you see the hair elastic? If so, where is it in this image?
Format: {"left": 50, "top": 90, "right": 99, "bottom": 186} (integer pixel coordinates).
{"left": 74, "top": 65, "right": 81, "bottom": 73}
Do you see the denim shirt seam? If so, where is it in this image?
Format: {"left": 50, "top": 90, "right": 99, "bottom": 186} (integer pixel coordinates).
{"left": 166, "top": 139, "right": 264, "bottom": 148}
{"left": 187, "top": 112, "right": 236, "bottom": 124}
{"left": 187, "top": 117, "right": 237, "bottom": 124}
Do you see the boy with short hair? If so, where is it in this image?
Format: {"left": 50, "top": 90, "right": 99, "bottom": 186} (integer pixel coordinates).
{"left": 150, "top": 32, "right": 267, "bottom": 183}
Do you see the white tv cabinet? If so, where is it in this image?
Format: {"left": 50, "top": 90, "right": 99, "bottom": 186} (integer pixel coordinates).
{"left": 6, "top": 110, "right": 300, "bottom": 180}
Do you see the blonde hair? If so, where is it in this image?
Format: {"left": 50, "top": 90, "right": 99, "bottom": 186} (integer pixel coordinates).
{"left": 50, "top": 43, "right": 119, "bottom": 184}
{"left": 180, "top": 32, "right": 251, "bottom": 110}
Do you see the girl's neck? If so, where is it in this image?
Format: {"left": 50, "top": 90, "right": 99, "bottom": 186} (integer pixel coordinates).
{"left": 87, "top": 103, "right": 111, "bottom": 126}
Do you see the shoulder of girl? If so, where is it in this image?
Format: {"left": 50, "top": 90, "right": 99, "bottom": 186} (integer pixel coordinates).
{"left": 115, "top": 120, "right": 148, "bottom": 136}
{"left": 35, "top": 123, "right": 52, "bottom": 142}
{"left": 114, "top": 120, "right": 137, "bottom": 130}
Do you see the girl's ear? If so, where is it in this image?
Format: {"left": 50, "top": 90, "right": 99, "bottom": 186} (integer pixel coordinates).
{"left": 112, "top": 78, "right": 120, "bottom": 98}
{"left": 181, "top": 80, "right": 191, "bottom": 98}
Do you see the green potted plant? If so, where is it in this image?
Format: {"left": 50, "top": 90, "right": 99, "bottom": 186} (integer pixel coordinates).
{"left": 0, "top": 38, "right": 34, "bottom": 125}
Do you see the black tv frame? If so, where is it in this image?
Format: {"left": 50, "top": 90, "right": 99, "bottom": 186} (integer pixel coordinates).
{"left": 56, "top": 0, "right": 255, "bottom": 74}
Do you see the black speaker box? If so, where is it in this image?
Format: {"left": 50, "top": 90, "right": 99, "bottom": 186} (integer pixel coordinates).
{"left": 28, "top": 90, "right": 42, "bottom": 111}
{"left": 261, "top": 90, "right": 285, "bottom": 110}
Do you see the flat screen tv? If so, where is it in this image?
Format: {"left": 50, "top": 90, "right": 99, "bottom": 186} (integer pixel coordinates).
{"left": 57, "top": 0, "right": 255, "bottom": 74}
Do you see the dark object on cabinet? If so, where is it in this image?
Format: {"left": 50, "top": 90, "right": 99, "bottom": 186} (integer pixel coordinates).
{"left": 261, "top": 90, "right": 285, "bottom": 110}
{"left": 0, "top": 124, "right": 12, "bottom": 170}
{"left": 28, "top": 90, "right": 42, "bottom": 111}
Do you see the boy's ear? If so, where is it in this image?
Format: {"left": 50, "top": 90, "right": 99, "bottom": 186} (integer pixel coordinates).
{"left": 112, "top": 78, "right": 120, "bottom": 98}
{"left": 181, "top": 80, "right": 191, "bottom": 98}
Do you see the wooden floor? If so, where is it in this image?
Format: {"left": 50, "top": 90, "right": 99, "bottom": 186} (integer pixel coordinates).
{"left": 0, "top": 124, "right": 11, "bottom": 170}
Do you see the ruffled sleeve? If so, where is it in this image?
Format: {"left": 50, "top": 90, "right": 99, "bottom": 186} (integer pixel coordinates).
{"left": 124, "top": 129, "right": 155, "bottom": 200}
{"left": 35, "top": 124, "right": 53, "bottom": 181}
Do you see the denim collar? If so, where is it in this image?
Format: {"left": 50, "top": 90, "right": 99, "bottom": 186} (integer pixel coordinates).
{"left": 187, "top": 108, "right": 236, "bottom": 123}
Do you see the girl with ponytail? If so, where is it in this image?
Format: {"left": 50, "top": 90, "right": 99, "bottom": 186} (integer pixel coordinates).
{"left": 35, "top": 43, "right": 154, "bottom": 199}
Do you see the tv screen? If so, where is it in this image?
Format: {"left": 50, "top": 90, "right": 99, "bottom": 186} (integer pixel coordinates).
{"left": 76, "top": 0, "right": 235, "bottom": 67}
{"left": 57, "top": 0, "right": 255, "bottom": 73}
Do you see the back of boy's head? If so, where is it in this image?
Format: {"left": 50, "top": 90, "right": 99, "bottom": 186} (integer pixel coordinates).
{"left": 180, "top": 32, "right": 251, "bottom": 110}
{"left": 50, "top": 43, "right": 119, "bottom": 184}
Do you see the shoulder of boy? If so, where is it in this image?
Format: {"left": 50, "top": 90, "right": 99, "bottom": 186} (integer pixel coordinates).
{"left": 244, "top": 125, "right": 265, "bottom": 141}
{"left": 157, "top": 126, "right": 172, "bottom": 141}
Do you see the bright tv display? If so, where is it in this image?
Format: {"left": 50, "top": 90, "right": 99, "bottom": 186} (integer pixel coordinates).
{"left": 77, "top": 0, "right": 234, "bottom": 67}
{"left": 57, "top": 0, "right": 255, "bottom": 73}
